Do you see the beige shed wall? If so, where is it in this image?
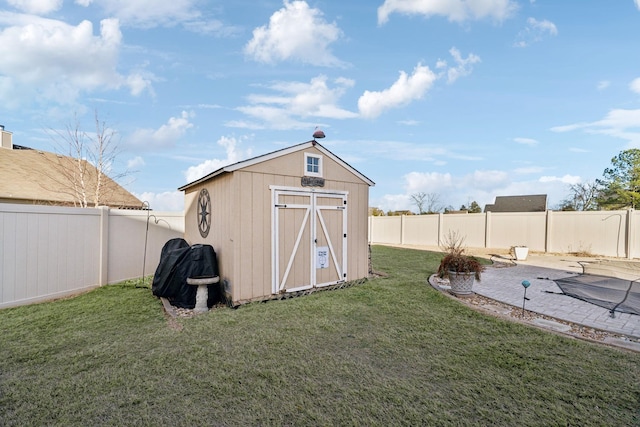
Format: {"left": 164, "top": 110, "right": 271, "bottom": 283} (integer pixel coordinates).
{"left": 183, "top": 173, "right": 236, "bottom": 301}
{"left": 183, "top": 146, "right": 371, "bottom": 305}
{"left": 242, "top": 145, "right": 366, "bottom": 185}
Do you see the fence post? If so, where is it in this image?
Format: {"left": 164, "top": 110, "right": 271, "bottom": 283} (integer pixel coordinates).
{"left": 484, "top": 211, "right": 491, "bottom": 249}
{"left": 400, "top": 215, "right": 405, "bottom": 244}
{"left": 545, "top": 210, "right": 552, "bottom": 254}
{"left": 98, "top": 206, "right": 109, "bottom": 286}
{"left": 626, "top": 208, "right": 634, "bottom": 259}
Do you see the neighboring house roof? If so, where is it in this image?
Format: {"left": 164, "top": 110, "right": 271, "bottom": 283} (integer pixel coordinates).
{"left": 484, "top": 194, "right": 547, "bottom": 213}
{"left": 179, "top": 140, "right": 375, "bottom": 191}
{"left": 0, "top": 145, "right": 142, "bottom": 209}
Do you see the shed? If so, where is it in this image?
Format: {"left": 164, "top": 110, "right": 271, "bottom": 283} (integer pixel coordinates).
{"left": 178, "top": 140, "right": 374, "bottom": 305}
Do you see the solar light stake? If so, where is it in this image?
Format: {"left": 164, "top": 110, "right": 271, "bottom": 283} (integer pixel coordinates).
{"left": 521, "top": 280, "right": 531, "bottom": 316}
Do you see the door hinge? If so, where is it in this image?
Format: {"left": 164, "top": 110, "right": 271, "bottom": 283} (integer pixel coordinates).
{"left": 275, "top": 204, "right": 287, "bottom": 208}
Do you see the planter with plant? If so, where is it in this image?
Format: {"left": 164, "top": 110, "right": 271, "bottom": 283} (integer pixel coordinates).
{"left": 437, "top": 231, "right": 485, "bottom": 296}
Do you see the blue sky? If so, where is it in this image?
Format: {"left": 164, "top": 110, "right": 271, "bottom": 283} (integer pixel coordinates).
{"left": 1, "top": 0, "right": 640, "bottom": 212}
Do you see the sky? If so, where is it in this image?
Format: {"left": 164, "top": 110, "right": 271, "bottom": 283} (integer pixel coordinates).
{"left": 1, "top": 0, "right": 640, "bottom": 213}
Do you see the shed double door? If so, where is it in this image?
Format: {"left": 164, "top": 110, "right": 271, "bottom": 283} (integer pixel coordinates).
{"left": 272, "top": 188, "right": 347, "bottom": 294}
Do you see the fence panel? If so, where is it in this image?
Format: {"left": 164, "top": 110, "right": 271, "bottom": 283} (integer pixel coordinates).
{"left": 488, "top": 212, "right": 547, "bottom": 252}
{"left": 0, "top": 204, "right": 184, "bottom": 309}
{"left": 0, "top": 204, "right": 101, "bottom": 308}
{"left": 369, "top": 209, "right": 639, "bottom": 259}
{"left": 107, "top": 210, "right": 185, "bottom": 284}
{"left": 548, "top": 210, "right": 629, "bottom": 257}
{"left": 441, "top": 213, "right": 487, "bottom": 248}
{"left": 403, "top": 215, "right": 439, "bottom": 246}
{"left": 369, "top": 216, "right": 402, "bottom": 244}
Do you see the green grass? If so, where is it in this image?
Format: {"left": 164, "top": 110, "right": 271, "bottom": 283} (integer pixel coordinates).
{"left": 1, "top": 245, "right": 639, "bottom": 426}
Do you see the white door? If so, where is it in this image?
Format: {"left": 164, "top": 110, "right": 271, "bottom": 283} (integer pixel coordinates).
{"left": 272, "top": 187, "right": 347, "bottom": 294}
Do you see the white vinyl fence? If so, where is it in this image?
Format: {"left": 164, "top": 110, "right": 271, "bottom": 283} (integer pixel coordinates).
{"left": 0, "top": 203, "right": 184, "bottom": 309}
{"left": 369, "top": 209, "right": 640, "bottom": 259}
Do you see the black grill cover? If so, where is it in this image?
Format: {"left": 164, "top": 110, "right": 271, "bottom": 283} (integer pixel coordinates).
{"left": 152, "top": 238, "right": 221, "bottom": 309}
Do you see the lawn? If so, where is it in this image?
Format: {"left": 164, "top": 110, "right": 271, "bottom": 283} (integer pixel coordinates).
{"left": 1, "top": 245, "right": 638, "bottom": 426}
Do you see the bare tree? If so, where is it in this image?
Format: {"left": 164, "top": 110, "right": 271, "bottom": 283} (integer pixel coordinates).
{"left": 425, "top": 192, "right": 442, "bottom": 214}
{"left": 410, "top": 192, "right": 442, "bottom": 214}
{"left": 43, "top": 111, "right": 132, "bottom": 208}
{"left": 410, "top": 192, "right": 427, "bottom": 214}
{"left": 560, "top": 181, "right": 600, "bottom": 211}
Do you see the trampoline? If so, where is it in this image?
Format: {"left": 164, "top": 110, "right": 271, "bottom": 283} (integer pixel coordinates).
{"left": 554, "top": 260, "right": 640, "bottom": 317}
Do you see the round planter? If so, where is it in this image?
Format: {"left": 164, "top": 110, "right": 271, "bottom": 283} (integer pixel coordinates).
{"left": 448, "top": 271, "right": 475, "bottom": 296}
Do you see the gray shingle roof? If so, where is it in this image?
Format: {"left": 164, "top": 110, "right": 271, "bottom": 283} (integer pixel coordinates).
{"left": 484, "top": 194, "right": 547, "bottom": 212}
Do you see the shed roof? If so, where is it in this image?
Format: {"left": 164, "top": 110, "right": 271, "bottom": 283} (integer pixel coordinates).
{"left": 484, "top": 194, "right": 547, "bottom": 212}
{"left": 178, "top": 140, "right": 375, "bottom": 191}
{"left": 0, "top": 146, "right": 142, "bottom": 209}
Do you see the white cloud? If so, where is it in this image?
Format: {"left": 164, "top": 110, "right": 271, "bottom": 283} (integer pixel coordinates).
{"left": 73, "top": 0, "right": 237, "bottom": 35}
{"left": 539, "top": 174, "right": 581, "bottom": 185}
{"left": 0, "top": 13, "right": 154, "bottom": 106}
{"left": 126, "top": 71, "right": 156, "bottom": 97}
{"left": 636, "top": 0, "right": 640, "bottom": 10}
{"left": 514, "top": 166, "right": 544, "bottom": 174}
{"left": 445, "top": 47, "right": 481, "bottom": 83}
{"left": 372, "top": 168, "right": 578, "bottom": 213}
{"left": 514, "top": 17, "right": 558, "bottom": 47}
{"left": 358, "top": 63, "right": 437, "bottom": 119}
{"left": 7, "top": 0, "right": 62, "bottom": 14}
{"left": 404, "top": 171, "right": 454, "bottom": 194}
{"left": 373, "top": 193, "right": 412, "bottom": 213}
{"left": 128, "top": 111, "right": 194, "bottom": 148}
{"left": 89, "top": 0, "right": 200, "bottom": 28}
{"left": 551, "top": 108, "right": 640, "bottom": 147}
{"left": 127, "top": 156, "right": 145, "bottom": 169}
{"left": 362, "top": 140, "right": 445, "bottom": 161}
{"left": 592, "top": 109, "right": 640, "bottom": 129}
{"left": 550, "top": 123, "right": 587, "bottom": 132}
{"left": 184, "top": 135, "right": 253, "bottom": 183}
{"left": 528, "top": 17, "right": 558, "bottom": 34}
{"left": 377, "top": 0, "right": 517, "bottom": 25}
{"left": 183, "top": 19, "right": 242, "bottom": 37}
{"left": 514, "top": 137, "right": 538, "bottom": 146}
{"left": 630, "top": 77, "right": 640, "bottom": 94}
{"left": 136, "top": 190, "right": 184, "bottom": 211}
{"left": 398, "top": 119, "right": 420, "bottom": 126}
{"left": 244, "top": 0, "right": 344, "bottom": 66}
{"left": 357, "top": 48, "right": 478, "bottom": 119}
{"left": 462, "top": 170, "right": 510, "bottom": 190}
{"left": 231, "top": 75, "right": 357, "bottom": 130}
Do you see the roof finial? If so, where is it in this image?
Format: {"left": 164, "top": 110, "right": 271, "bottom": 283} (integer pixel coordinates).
{"left": 312, "top": 126, "right": 325, "bottom": 140}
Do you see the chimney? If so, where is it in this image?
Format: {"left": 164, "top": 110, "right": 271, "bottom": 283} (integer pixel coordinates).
{"left": 1, "top": 125, "right": 13, "bottom": 149}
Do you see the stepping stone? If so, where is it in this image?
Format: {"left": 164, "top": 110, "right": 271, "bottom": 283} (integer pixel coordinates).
{"left": 532, "top": 318, "right": 572, "bottom": 332}
{"left": 603, "top": 337, "right": 640, "bottom": 352}
{"left": 483, "top": 304, "right": 512, "bottom": 315}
